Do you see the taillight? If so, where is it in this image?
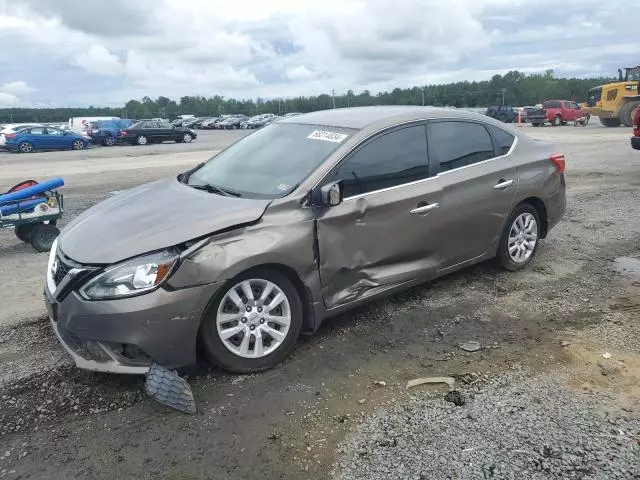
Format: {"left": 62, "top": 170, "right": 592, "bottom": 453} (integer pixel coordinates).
{"left": 550, "top": 153, "right": 565, "bottom": 173}
{"left": 5, "top": 133, "right": 16, "bottom": 139}
{"left": 120, "top": 130, "right": 127, "bottom": 136}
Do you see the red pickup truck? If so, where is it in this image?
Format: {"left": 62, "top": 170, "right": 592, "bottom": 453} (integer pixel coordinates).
{"left": 526, "top": 100, "right": 590, "bottom": 127}
{"left": 632, "top": 105, "right": 640, "bottom": 150}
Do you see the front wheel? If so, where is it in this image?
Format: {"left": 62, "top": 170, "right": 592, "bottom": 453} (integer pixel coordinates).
{"left": 199, "top": 269, "right": 303, "bottom": 373}
{"left": 531, "top": 122, "right": 542, "bottom": 127}
{"left": 496, "top": 204, "right": 540, "bottom": 272}
{"left": 182, "top": 133, "right": 193, "bottom": 143}
{"left": 103, "top": 136, "right": 116, "bottom": 146}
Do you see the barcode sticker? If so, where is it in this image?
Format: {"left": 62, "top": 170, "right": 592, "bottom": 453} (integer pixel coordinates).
{"left": 307, "top": 130, "right": 348, "bottom": 143}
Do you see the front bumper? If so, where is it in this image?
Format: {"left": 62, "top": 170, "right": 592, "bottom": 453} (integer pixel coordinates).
{"left": 45, "top": 279, "right": 222, "bottom": 374}
{"left": 632, "top": 136, "right": 640, "bottom": 150}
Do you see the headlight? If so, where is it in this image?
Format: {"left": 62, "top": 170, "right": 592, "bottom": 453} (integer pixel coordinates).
{"left": 80, "top": 249, "right": 179, "bottom": 300}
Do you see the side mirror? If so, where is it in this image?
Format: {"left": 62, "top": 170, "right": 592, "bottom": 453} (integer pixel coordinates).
{"left": 319, "top": 181, "right": 343, "bottom": 207}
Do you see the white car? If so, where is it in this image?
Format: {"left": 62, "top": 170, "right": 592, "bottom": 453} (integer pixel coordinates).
{"left": 0, "top": 123, "right": 44, "bottom": 146}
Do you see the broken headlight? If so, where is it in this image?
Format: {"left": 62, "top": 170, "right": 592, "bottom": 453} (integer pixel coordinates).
{"left": 80, "top": 249, "right": 179, "bottom": 300}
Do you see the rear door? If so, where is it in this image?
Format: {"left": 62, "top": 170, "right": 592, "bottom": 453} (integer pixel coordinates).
{"left": 25, "top": 127, "right": 48, "bottom": 148}
{"left": 315, "top": 123, "right": 443, "bottom": 309}
{"left": 427, "top": 120, "right": 519, "bottom": 271}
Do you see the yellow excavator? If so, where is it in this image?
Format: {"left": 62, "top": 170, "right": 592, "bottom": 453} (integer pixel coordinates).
{"left": 582, "top": 66, "right": 640, "bottom": 127}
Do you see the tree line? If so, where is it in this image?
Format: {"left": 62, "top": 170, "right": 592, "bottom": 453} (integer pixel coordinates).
{"left": 0, "top": 70, "right": 611, "bottom": 123}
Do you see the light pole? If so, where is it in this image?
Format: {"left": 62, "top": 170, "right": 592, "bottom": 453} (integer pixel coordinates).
{"left": 332, "top": 89, "right": 336, "bottom": 109}
{"left": 421, "top": 88, "right": 425, "bottom": 106}
{"left": 501, "top": 88, "right": 506, "bottom": 106}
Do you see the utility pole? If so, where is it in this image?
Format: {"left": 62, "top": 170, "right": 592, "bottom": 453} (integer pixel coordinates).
{"left": 501, "top": 88, "right": 506, "bottom": 106}
{"left": 332, "top": 89, "right": 336, "bottom": 109}
{"left": 421, "top": 88, "right": 425, "bottom": 106}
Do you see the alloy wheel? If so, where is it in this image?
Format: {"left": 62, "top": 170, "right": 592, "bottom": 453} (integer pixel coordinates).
{"left": 137, "top": 135, "right": 148, "bottom": 145}
{"left": 72, "top": 140, "right": 85, "bottom": 150}
{"left": 508, "top": 213, "right": 538, "bottom": 263}
{"left": 20, "top": 142, "right": 33, "bottom": 153}
{"left": 216, "top": 279, "right": 292, "bottom": 359}
{"left": 183, "top": 133, "right": 192, "bottom": 143}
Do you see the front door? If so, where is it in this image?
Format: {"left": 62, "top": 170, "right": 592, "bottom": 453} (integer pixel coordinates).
{"left": 44, "top": 128, "right": 69, "bottom": 148}
{"left": 427, "top": 120, "right": 519, "bottom": 270}
{"left": 315, "top": 123, "right": 443, "bottom": 309}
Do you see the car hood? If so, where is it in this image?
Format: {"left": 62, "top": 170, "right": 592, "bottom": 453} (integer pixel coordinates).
{"left": 58, "top": 177, "right": 272, "bottom": 264}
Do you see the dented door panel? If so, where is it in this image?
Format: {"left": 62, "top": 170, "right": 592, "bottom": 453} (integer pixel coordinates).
{"left": 315, "top": 178, "right": 443, "bottom": 309}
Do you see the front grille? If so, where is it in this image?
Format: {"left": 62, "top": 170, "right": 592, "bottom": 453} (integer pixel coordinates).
{"left": 53, "top": 255, "right": 73, "bottom": 286}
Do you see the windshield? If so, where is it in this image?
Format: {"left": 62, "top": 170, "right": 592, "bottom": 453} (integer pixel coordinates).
{"left": 187, "top": 123, "right": 356, "bottom": 198}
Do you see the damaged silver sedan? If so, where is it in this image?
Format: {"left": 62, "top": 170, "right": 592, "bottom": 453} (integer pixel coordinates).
{"left": 44, "top": 106, "right": 566, "bottom": 374}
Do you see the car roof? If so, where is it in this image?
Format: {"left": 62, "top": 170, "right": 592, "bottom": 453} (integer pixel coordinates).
{"left": 277, "top": 105, "right": 494, "bottom": 130}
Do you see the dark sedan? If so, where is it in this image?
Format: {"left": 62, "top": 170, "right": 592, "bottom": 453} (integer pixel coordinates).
{"left": 120, "top": 121, "right": 197, "bottom": 146}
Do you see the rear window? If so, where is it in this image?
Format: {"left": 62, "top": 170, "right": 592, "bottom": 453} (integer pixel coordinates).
{"left": 430, "top": 121, "right": 495, "bottom": 172}
{"left": 487, "top": 125, "right": 516, "bottom": 155}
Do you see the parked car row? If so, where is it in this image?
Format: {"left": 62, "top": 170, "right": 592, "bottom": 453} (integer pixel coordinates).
{"left": 485, "top": 101, "right": 590, "bottom": 127}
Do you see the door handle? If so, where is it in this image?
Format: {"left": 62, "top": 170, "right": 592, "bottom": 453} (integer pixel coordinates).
{"left": 493, "top": 179, "right": 514, "bottom": 190}
{"left": 410, "top": 203, "right": 439, "bottom": 215}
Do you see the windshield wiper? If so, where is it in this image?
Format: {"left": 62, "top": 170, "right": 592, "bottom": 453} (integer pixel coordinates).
{"left": 190, "top": 183, "right": 242, "bottom": 197}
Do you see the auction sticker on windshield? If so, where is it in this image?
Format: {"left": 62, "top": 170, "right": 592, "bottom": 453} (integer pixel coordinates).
{"left": 307, "top": 130, "right": 348, "bottom": 143}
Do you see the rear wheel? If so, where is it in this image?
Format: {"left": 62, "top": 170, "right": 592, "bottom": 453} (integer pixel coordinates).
{"left": 72, "top": 139, "right": 85, "bottom": 150}
{"left": 30, "top": 224, "right": 60, "bottom": 252}
{"left": 18, "top": 142, "right": 33, "bottom": 153}
{"left": 199, "top": 268, "right": 303, "bottom": 373}
{"left": 136, "top": 135, "right": 148, "bottom": 145}
{"left": 15, "top": 223, "right": 39, "bottom": 242}
{"left": 619, "top": 101, "right": 640, "bottom": 128}
{"left": 103, "top": 136, "right": 116, "bottom": 146}
{"left": 600, "top": 117, "right": 621, "bottom": 128}
{"left": 531, "top": 122, "right": 542, "bottom": 127}
{"left": 552, "top": 115, "right": 562, "bottom": 127}
{"left": 496, "top": 204, "right": 540, "bottom": 272}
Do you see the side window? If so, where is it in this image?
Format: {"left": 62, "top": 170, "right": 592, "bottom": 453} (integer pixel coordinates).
{"left": 46, "top": 128, "right": 64, "bottom": 136}
{"left": 430, "top": 121, "right": 495, "bottom": 172}
{"left": 332, "top": 125, "right": 429, "bottom": 198}
{"left": 29, "top": 127, "right": 45, "bottom": 135}
{"left": 563, "top": 102, "right": 572, "bottom": 109}
{"left": 486, "top": 124, "right": 516, "bottom": 156}
{"left": 140, "top": 122, "right": 153, "bottom": 128}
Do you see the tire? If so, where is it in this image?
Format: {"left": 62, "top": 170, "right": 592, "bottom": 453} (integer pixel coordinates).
{"left": 600, "top": 117, "right": 621, "bottom": 128}
{"left": 30, "top": 224, "right": 60, "bottom": 252}
{"left": 619, "top": 101, "right": 640, "bottom": 128}
{"left": 552, "top": 115, "right": 562, "bottom": 127}
{"left": 15, "top": 223, "right": 40, "bottom": 242}
{"left": 532, "top": 122, "right": 542, "bottom": 127}
{"left": 182, "top": 133, "right": 193, "bottom": 143}
{"left": 103, "top": 136, "right": 116, "bottom": 146}
{"left": 199, "top": 268, "right": 303, "bottom": 373}
{"left": 72, "top": 139, "right": 85, "bottom": 150}
{"left": 496, "top": 203, "right": 541, "bottom": 272}
{"left": 136, "top": 135, "right": 148, "bottom": 145}
{"left": 18, "top": 142, "right": 33, "bottom": 153}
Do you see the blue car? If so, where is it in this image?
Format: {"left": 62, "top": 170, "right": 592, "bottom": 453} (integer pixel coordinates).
{"left": 4, "top": 126, "right": 92, "bottom": 153}
{"left": 87, "top": 119, "right": 134, "bottom": 146}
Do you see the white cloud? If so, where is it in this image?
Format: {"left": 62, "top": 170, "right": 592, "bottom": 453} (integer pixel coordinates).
{"left": 285, "top": 65, "right": 316, "bottom": 81}
{"left": 0, "top": 81, "right": 34, "bottom": 95}
{"left": 0, "top": 92, "right": 20, "bottom": 107}
{"left": 74, "top": 45, "right": 123, "bottom": 76}
{"left": 0, "top": 0, "right": 638, "bottom": 106}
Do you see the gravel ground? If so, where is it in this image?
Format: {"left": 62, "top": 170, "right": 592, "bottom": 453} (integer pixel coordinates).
{"left": 333, "top": 371, "right": 640, "bottom": 480}
{"left": 2, "top": 123, "right": 640, "bottom": 479}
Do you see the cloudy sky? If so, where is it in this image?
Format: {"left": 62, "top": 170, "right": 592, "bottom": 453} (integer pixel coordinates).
{"left": 0, "top": 0, "right": 638, "bottom": 107}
